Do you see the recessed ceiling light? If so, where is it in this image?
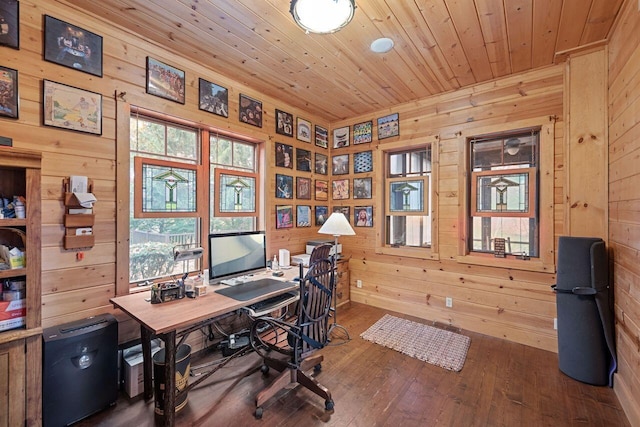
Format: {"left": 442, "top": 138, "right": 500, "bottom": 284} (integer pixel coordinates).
{"left": 370, "top": 37, "right": 394, "bottom": 53}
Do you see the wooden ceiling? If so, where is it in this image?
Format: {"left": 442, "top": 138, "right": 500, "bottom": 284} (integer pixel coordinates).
{"left": 62, "top": 0, "right": 624, "bottom": 122}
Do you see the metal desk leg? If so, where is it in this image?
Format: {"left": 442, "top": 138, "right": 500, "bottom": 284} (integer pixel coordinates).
{"left": 163, "top": 330, "right": 176, "bottom": 427}
{"left": 141, "top": 325, "right": 153, "bottom": 400}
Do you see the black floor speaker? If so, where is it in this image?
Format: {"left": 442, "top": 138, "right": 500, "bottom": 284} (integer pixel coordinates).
{"left": 43, "top": 313, "right": 118, "bottom": 427}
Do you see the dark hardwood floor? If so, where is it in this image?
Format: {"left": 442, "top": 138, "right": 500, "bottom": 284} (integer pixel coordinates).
{"left": 77, "top": 302, "right": 629, "bottom": 426}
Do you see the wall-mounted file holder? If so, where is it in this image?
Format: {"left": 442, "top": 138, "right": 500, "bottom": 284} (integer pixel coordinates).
{"left": 63, "top": 177, "right": 96, "bottom": 250}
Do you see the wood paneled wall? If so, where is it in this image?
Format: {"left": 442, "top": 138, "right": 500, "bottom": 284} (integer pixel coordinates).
{"left": 607, "top": 0, "right": 640, "bottom": 423}
{"left": 331, "top": 64, "right": 567, "bottom": 352}
{"left": 3, "top": 0, "right": 328, "bottom": 339}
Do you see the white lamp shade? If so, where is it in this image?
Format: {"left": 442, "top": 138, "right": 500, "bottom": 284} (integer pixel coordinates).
{"left": 318, "top": 212, "right": 356, "bottom": 236}
{"left": 290, "top": 0, "right": 356, "bottom": 34}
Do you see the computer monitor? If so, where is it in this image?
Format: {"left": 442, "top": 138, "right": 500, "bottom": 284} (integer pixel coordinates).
{"left": 208, "top": 231, "right": 266, "bottom": 281}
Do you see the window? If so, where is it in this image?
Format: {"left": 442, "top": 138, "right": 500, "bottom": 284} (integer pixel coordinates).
{"left": 468, "top": 130, "right": 539, "bottom": 258}
{"left": 129, "top": 113, "right": 260, "bottom": 286}
{"left": 457, "top": 117, "right": 555, "bottom": 272}
{"left": 379, "top": 144, "right": 435, "bottom": 255}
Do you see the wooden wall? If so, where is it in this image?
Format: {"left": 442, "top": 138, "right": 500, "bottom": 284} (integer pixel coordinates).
{"left": 608, "top": 0, "right": 640, "bottom": 423}
{"left": 2, "top": 0, "right": 328, "bottom": 343}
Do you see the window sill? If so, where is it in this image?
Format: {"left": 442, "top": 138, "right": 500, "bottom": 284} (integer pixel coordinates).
{"left": 456, "top": 254, "right": 555, "bottom": 273}
{"left": 376, "top": 245, "right": 439, "bottom": 260}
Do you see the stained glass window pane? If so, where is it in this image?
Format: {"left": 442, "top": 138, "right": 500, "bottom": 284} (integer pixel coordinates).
{"left": 141, "top": 163, "right": 197, "bottom": 213}
{"left": 218, "top": 173, "right": 256, "bottom": 213}
{"left": 475, "top": 173, "right": 529, "bottom": 214}
{"left": 389, "top": 180, "right": 423, "bottom": 211}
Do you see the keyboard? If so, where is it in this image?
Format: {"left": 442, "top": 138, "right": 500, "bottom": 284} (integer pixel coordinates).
{"left": 243, "top": 291, "right": 300, "bottom": 317}
{"left": 220, "top": 277, "right": 248, "bottom": 286}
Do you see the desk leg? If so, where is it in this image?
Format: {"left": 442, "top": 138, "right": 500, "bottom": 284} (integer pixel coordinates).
{"left": 141, "top": 325, "right": 153, "bottom": 400}
{"left": 163, "top": 330, "right": 176, "bottom": 427}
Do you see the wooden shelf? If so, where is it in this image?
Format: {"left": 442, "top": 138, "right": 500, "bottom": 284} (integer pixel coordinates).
{"left": 0, "top": 268, "right": 26, "bottom": 279}
{"left": 0, "top": 219, "right": 26, "bottom": 227}
{"left": 63, "top": 180, "right": 96, "bottom": 250}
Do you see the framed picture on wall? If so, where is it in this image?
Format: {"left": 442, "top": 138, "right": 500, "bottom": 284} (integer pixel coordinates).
{"left": 353, "top": 177, "right": 372, "bottom": 199}
{"left": 276, "top": 205, "right": 294, "bottom": 229}
{"left": 296, "top": 205, "right": 312, "bottom": 227}
{"left": 332, "top": 179, "right": 349, "bottom": 200}
{"left": 353, "top": 120, "right": 373, "bottom": 144}
{"left": 354, "top": 206, "right": 373, "bottom": 227}
{"left": 315, "top": 205, "right": 328, "bottom": 226}
{"left": 239, "top": 94, "right": 262, "bottom": 127}
{"left": 315, "top": 125, "right": 328, "bottom": 149}
{"left": 332, "top": 154, "right": 349, "bottom": 175}
{"left": 0, "top": 66, "right": 19, "bottom": 119}
{"left": 146, "top": 57, "right": 185, "bottom": 104}
{"left": 377, "top": 112, "right": 399, "bottom": 140}
{"left": 296, "top": 148, "right": 312, "bottom": 172}
{"left": 333, "top": 206, "right": 350, "bottom": 223}
{"left": 198, "top": 78, "right": 228, "bottom": 117}
{"left": 315, "top": 153, "right": 328, "bottom": 175}
{"left": 296, "top": 177, "right": 311, "bottom": 199}
{"left": 43, "top": 79, "right": 102, "bottom": 135}
{"left": 333, "top": 126, "right": 349, "bottom": 148}
{"left": 275, "top": 174, "right": 293, "bottom": 199}
{"left": 275, "top": 142, "right": 293, "bottom": 169}
{"left": 354, "top": 150, "right": 373, "bottom": 173}
{"left": 275, "top": 109, "right": 293, "bottom": 136}
{"left": 315, "top": 179, "right": 328, "bottom": 201}
{"left": 297, "top": 117, "right": 312, "bottom": 142}
{"left": 0, "top": 1, "right": 20, "bottom": 49}
{"left": 44, "top": 15, "right": 103, "bottom": 77}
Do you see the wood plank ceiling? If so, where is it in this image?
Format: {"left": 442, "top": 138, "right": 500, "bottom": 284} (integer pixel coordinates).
{"left": 60, "top": 0, "right": 623, "bottom": 122}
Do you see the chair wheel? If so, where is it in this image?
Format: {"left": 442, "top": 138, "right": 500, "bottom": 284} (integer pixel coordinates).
{"left": 325, "top": 399, "right": 334, "bottom": 411}
{"left": 314, "top": 363, "right": 322, "bottom": 373}
{"left": 260, "top": 364, "right": 269, "bottom": 375}
{"left": 255, "top": 407, "right": 263, "bottom": 419}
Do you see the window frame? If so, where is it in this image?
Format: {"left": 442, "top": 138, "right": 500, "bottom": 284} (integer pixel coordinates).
{"left": 457, "top": 117, "right": 556, "bottom": 272}
{"left": 375, "top": 136, "right": 439, "bottom": 260}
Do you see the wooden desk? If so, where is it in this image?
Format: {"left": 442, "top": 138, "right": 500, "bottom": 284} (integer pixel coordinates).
{"left": 110, "top": 271, "right": 298, "bottom": 426}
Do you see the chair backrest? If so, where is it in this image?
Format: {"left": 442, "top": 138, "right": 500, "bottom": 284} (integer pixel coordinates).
{"left": 295, "top": 257, "right": 333, "bottom": 362}
{"left": 309, "top": 242, "right": 333, "bottom": 264}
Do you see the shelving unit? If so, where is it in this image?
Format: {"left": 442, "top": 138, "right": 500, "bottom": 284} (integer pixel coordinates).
{"left": 63, "top": 178, "right": 96, "bottom": 249}
{"left": 0, "top": 147, "right": 42, "bottom": 426}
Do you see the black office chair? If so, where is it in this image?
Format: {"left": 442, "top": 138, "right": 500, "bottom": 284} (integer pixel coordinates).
{"left": 249, "top": 258, "right": 334, "bottom": 419}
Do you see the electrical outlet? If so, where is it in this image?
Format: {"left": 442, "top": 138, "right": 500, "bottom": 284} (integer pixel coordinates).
{"left": 356, "top": 279, "right": 362, "bottom": 288}
{"left": 445, "top": 297, "right": 453, "bottom": 308}
{"left": 554, "top": 318, "right": 557, "bottom": 330}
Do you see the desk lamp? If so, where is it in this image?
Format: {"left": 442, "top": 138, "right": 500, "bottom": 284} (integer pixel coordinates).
{"left": 318, "top": 212, "right": 355, "bottom": 339}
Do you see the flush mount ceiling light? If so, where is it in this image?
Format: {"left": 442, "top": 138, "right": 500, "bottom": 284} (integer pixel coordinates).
{"left": 290, "top": 0, "right": 356, "bottom": 34}
{"left": 504, "top": 138, "right": 521, "bottom": 155}
{"left": 370, "top": 37, "right": 394, "bottom": 53}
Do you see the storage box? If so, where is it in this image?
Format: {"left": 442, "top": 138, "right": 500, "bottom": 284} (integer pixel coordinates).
{"left": 0, "top": 298, "right": 26, "bottom": 331}
{"left": 123, "top": 339, "right": 162, "bottom": 398}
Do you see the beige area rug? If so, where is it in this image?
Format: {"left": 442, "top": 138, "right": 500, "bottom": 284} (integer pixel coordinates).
{"left": 360, "top": 314, "right": 471, "bottom": 372}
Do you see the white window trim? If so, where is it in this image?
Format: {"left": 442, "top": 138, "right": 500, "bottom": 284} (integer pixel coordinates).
{"left": 457, "top": 116, "right": 556, "bottom": 273}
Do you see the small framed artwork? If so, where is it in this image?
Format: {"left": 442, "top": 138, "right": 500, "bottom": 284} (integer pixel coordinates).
{"left": 296, "top": 177, "right": 311, "bottom": 199}
{"left": 297, "top": 117, "right": 312, "bottom": 142}
{"left": 44, "top": 15, "right": 103, "bottom": 77}
{"left": 0, "top": 1, "right": 19, "bottom": 49}
{"left": 378, "top": 112, "right": 400, "bottom": 140}
{"left": 353, "top": 120, "right": 373, "bottom": 144}
{"left": 315, "top": 153, "right": 328, "bottom": 175}
{"left": 332, "top": 179, "right": 349, "bottom": 200}
{"left": 353, "top": 177, "right": 372, "bottom": 199}
{"left": 275, "top": 109, "right": 293, "bottom": 137}
{"left": 239, "top": 94, "right": 262, "bottom": 127}
{"left": 315, "top": 180, "right": 329, "bottom": 201}
{"left": 275, "top": 142, "right": 294, "bottom": 169}
{"left": 315, "top": 205, "right": 328, "bottom": 226}
{"left": 146, "top": 57, "right": 185, "bottom": 104}
{"left": 43, "top": 80, "right": 102, "bottom": 135}
{"left": 355, "top": 206, "right": 373, "bottom": 227}
{"left": 296, "top": 205, "right": 312, "bottom": 227}
{"left": 275, "top": 174, "right": 293, "bottom": 199}
{"left": 0, "top": 66, "right": 18, "bottom": 119}
{"left": 354, "top": 150, "right": 373, "bottom": 173}
{"left": 315, "top": 125, "right": 328, "bottom": 149}
{"left": 296, "top": 148, "right": 312, "bottom": 172}
{"left": 333, "top": 206, "right": 350, "bottom": 223}
{"left": 199, "top": 78, "right": 228, "bottom": 117}
{"left": 333, "top": 126, "right": 349, "bottom": 148}
{"left": 332, "top": 154, "right": 349, "bottom": 175}
{"left": 276, "top": 205, "right": 294, "bottom": 229}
